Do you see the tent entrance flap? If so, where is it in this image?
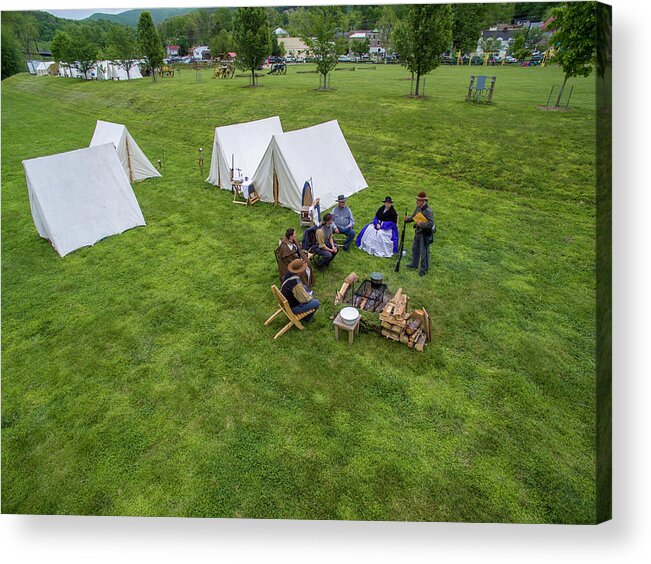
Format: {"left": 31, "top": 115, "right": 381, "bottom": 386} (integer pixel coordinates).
{"left": 273, "top": 171, "right": 279, "bottom": 206}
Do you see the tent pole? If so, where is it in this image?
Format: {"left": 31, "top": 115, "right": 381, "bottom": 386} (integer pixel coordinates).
{"left": 125, "top": 136, "right": 134, "bottom": 182}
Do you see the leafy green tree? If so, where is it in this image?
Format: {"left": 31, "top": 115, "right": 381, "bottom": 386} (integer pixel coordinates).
{"left": 452, "top": 3, "right": 487, "bottom": 54}
{"left": 210, "top": 29, "right": 234, "bottom": 58}
{"left": 508, "top": 34, "right": 531, "bottom": 60}
{"left": 287, "top": 8, "right": 310, "bottom": 37}
{"left": 51, "top": 30, "right": 73, "bottom": 65}
{"left": 481, "top": 3, "right": 515, "bottom": 28}
{"left": 233, "top": 7, "right": 271, "bottom": 86}
{"left": 12, "top": 13, "right": 39, "bottom": 60}
{"left": 376, "top": 4, "right": 399, "bottom": 56}
{"left": 69, "top": 28, "right": 99, "bottom": 79}
{"left": 300, "top": 7, "right": 340, "bottom": 90}
{"left": 178, "top": 36, "right": 189, "bottom": 57}
{"left": 107, "top": 25, "right": 140, "bottom": 79}
{"left": 212, "top": 7, "right": 234, "bottom": 33}
{"left": 350, "top": 38, "right": 370, "bottom": 58}
{"left": 393, "top": 4, "right": 453, "bottom": 97}
{"left": 481, "top": 37, "right": 502, "bottom": 54}
{"left": 334, "top": 36, "right": 349, "bottom": 57}
{"left": 549, "top": 1, "right": 596, "bottom": 106}
{"left": 2, "top": 28, "right": 24, "bottom": 79}
{"left": 137, "top": 11, "right": 165, "bottom": 81}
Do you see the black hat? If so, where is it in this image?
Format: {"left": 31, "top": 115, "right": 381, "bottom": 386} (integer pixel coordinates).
{"left": 383, "top": 196, "right": 393, "bottom": 203}
{"left": 337, "top": 194, "right": 346, "bottom": 202}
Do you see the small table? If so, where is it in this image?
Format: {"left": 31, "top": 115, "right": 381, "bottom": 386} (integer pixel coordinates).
{"left": 333, "top": 312, "right": 361, "bottom": 344}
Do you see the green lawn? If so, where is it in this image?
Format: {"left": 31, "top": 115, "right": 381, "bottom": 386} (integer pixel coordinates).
{"left": 1, "top": 63, "right": 597, "bottom": 522}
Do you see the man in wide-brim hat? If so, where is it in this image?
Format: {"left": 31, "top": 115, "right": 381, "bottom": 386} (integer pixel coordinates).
{"left": 404, "top": 191, "right": 435, "bottom": 276}
{"left": 280, "top": 259, "right": 321, "bottom": 322}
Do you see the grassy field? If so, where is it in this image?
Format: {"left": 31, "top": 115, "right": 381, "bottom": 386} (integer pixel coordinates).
{"left": 1, "top": 63, "right": 597, "bottom": 522}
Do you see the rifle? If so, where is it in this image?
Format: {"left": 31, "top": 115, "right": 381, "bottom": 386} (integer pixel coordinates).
{"left": 395, "top": 210, "right": 407, "bottom": 273}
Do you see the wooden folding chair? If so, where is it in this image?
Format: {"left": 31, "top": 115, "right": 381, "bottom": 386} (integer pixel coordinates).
{"left": 264, "top": 285, "right": 316, "bottom": 339}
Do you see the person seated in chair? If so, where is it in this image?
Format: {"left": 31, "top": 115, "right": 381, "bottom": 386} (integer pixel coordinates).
{"left": 312, "top": 213, "right": 338, "bottom": 270}
{"left": 276, "top": 228, "right": 314, "bottom": 288}
{"left": 280, "top": 259, "right": 320, "bottom": 322}
{"left": 332, "top": 194, "right": 355, "bottom": 252}
{"left": 355, "top": 196, "right": 399, "bottom": 258}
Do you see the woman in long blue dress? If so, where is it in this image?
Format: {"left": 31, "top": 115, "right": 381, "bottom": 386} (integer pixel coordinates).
{"left": 355, "top": 197, "right": 399, "bottom": 258}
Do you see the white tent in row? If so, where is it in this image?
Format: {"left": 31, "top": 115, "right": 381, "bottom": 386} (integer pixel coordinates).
{"left": 57, "top": 61, "right": 143, "bottom": 80}
{"left": 206, "top": 116, "right": 283, "bottom": 191}
{"left": 90, "top": 120, "right": 161, "bottom": 182}
{"left": 206, "top": 117, "right": 367, "bottom": 212}
{"left": 28, "top": 61, "right": 56, "bottom": 76}
{"left": 95, "top": 60, "right": 143, "bottom": 80}
{"left": 22, "top": 144, "right": 146, "bottom": 257}
{"left": 252, "top": 120, "right": 368, "bottom": 212}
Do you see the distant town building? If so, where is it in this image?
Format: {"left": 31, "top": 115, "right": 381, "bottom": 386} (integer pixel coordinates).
{"left": 191, "top": 46, "right": 211, "bottom": 60}
{"left": 273, "top": 27, "right": 289, "bottom": 37}
{"left": 346, "top": 30, "right": 383, "bottom": 55}
{"left": 277, "top": 37, "right": 311, "bottom": 59}
{"left": 166, "top": 45, "right": 180, "bottom": 57}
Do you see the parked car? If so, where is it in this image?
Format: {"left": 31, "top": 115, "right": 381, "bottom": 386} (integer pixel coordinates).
{"left": 338, "top": 55, "right": 351, "bottom": 63}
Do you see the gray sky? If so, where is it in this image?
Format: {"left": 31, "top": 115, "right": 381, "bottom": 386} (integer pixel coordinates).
{"left": 45, "top": 9, "right": 129, "bottom": 20}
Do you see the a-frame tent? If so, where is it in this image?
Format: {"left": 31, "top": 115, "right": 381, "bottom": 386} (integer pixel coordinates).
{"left": 89, "top": 120, "right": 161, "bottom": 182}
{"left": 22, "top": 143, "right": 146, "bottom": 257}
{"left": 252, "top": 120, "right": 368, "bottom": 212}
{"left": 206, "top": 116, "right": 283, "bottom": 191}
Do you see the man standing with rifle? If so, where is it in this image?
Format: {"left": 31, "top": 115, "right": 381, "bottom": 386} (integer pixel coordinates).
{"left": 404, "top": 191, "right": 435, "bottom": 277}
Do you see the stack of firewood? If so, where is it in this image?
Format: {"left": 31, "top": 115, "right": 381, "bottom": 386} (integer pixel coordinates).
{"left": 380, "top": 288, "right": 409, "bottom": 340}
{"left": 379, "top": 289, "right": 429, "bottom": 352}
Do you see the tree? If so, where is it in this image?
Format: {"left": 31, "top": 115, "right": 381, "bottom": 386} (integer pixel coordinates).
{"left": 178, "top": 36, "right": 189, "bottom": 57}
{"left": 301, "top": 7, "right": 340, "bottom": 90}
{"left": 233, "top": 7, "right": 271, "bottom": 87}
{"left": 334, "top": 36, "right": 349, "bottom": 57}
{"left": 70, "top": 28, "right": 99, "bottom": 79}
{"left": 137, "top": 11, "right": 165, "bottom": 81}
{"left": 350, "top": 38, "right": 370, "bottom": 58}
{"left": 211, "top": 29, "right": 234, "bottom": 58}
{"left": 107, "top": 25, "right": 139, "bottom": 80}
{"left": 508, "top": 34, "right": 531, "bottom": 60}
{"left": 376, "top": 4, "right": 399, "bottom": 56}
{"left": 481, "top": 3, "right": 516, "bottom": 28}
{"left": 549, "top": 2, "right": 596, "bottom": 106}
{"left": 393, "top": 4, "right": 453, "bottom": 97}
{"left": 13, "top": 13, "right": 39, "bottom": 60}
{"left": 2, "top": 28, "right": 24, "bottom": 79}
{"left": 51, "top": 30, "right": 74, "bottom": 75}
{"left": 481, "top": 37, "right": 502, "bottom": 54}
{"left": 452, "top": 4, "right": 488, "bottom": 54}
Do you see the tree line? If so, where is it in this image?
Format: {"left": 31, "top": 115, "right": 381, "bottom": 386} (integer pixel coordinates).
{"left": 3, "top": 2, "right": 597, "bottom": 100}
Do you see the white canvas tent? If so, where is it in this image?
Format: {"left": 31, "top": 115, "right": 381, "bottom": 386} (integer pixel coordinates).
{"left": 206, "top": 116, "right": 283, "bottom": 191}
{"left": 252, "top": 120, "right": 368, "bottom": 212}
{"left": 36, "top": 61, "right": 55, "bottom": 76}
{"left": 89, "top": 120, "right": 161, "bottom": 182}
{"left": 95, "top": 60, "right": 143, "bottom": 80}
{"left": 58, "top": 64, "right": 83, "bottom": 78}
{"left": 22, "top": 144, "right": 146, "bottom": 257}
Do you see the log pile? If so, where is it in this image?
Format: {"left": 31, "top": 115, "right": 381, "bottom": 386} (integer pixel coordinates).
{"left": 380, "top": 289, "right": 429, "bottom": 352}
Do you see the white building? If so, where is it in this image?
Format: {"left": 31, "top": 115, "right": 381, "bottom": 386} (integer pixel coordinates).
{"left": 192, "top": 46, "right": 211, "bottom": 60}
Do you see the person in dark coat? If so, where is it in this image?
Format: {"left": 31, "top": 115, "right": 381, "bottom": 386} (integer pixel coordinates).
{"left": 280, "top": 259, "right": 320, "bottom": 322}
{"left": 404, "top": 191, "right": 435, "bottom": 276}
{"left": 355, "top": 196, "right": 399, "bottom": 257}
{"left": 276, "top": 228, "right": 314, "bottom": 288}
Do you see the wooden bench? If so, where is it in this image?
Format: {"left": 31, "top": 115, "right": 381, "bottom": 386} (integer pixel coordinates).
{"left": 264, "top": 285, "right": 316, "bottom": 340}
